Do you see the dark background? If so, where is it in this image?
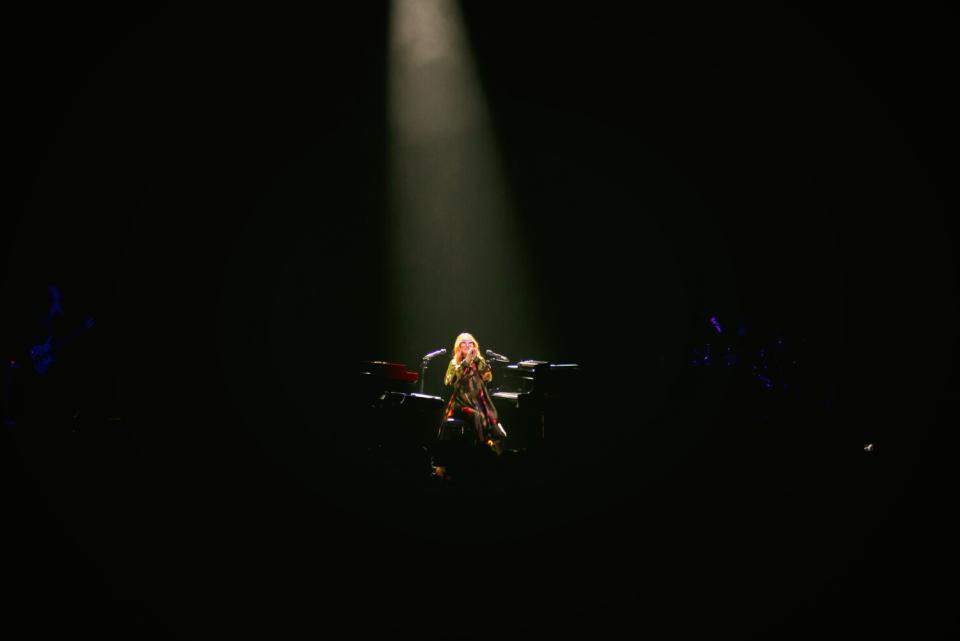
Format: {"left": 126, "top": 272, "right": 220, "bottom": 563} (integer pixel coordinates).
{"left": 2, "top": 4, "right": 955, "bottom": 638}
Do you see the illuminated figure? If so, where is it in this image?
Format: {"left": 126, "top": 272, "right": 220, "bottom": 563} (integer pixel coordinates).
{"left": 439, "top": 332, "right": 504, "bottom": 456}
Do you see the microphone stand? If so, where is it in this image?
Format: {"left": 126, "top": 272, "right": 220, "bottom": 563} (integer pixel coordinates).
{"left": 419, "top": 349, "right": 448, "bottom": 394}
{"left": 419, "top": 354, "right": 439, "bottom": 394}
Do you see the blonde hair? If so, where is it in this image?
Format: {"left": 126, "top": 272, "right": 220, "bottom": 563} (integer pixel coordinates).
{"left": 453, "top": 332, "right": 480, "bottom": 363}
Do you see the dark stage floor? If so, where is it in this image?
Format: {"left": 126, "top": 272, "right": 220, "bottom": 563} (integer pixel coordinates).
{"left": 2, "top": 377, "right": 952, "bottom": 638}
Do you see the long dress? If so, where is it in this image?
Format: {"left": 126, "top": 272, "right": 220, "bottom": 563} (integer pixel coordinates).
{"left": 439, "top": 355, "right": 500, "bottom": 446}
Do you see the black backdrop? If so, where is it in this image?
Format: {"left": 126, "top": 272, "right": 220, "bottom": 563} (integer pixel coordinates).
{"left": 2, "top": 4, "right": 955, "bottom": 638}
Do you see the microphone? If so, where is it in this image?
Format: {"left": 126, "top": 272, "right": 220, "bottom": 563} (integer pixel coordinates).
{"left": 485, "top": 349, "right": 510, "bottom": 362}
{"left": 422, "top": 348, "right": 447, "bottom": 362}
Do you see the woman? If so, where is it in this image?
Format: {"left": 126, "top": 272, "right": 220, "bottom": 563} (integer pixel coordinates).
{"left": 439, "top": 332, "right": 504, "bottom": 453}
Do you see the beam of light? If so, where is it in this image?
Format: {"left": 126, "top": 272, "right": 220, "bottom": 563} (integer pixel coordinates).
{"left": 387, "top": 0, "right": 543, "bottom": 375}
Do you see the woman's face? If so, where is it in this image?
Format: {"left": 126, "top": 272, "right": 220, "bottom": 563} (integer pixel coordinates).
{"left": 459, "top": 339, "right": 475, "bottom": 357}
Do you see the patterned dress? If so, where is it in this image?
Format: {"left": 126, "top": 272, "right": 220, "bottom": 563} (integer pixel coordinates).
{"left": 440, "top": 355, "right": 500, "bottom": 446}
